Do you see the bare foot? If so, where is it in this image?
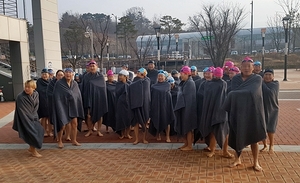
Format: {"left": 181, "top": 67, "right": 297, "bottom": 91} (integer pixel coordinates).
{"left": 180, "top": 146, "right": 193, "bottom": 151}
{"left": 57, "top": 142, "right": 64, "bottom": 149}
{"left": 269, "top": 146, "right": 274, "bottom": 153}
{"left": 72, "top": 141, "right": 81, "bottom": 146}
{"left": 48, "top": 133, "right": 53, "bottom": 137}
{"left": 222, "top": 151, "right": 234, "bottom": 159}
{"left": 207, "top": 152, "right": 215, "bottom": 158}
{"left": 92, "top": 127, "right": 97, "bottom": 132}
{"left": 133, "top": 140, "right": 139, "bottom": 145}
{"left": 125, "top": 135, "right": 133, "bottom": 139}
{"left": 97, "top": 131, "right": 103, "bottom": 137}
{"left": 119, "top": 135, "right": 124, "bottom": 139}
{"left": 157, "top": 136, "right": 161, "bottom": 141}
{"left": 44, "top": 133, "right": 49, "bottom": 137}
{"left": 203, "top": 146, "right": 211, "bottom": 152}
{"left": 253, "top": 164, "right": 263, "bottom": 172}
{"left": 229, "top": 159, "right": 242, "bottom": 168}
{"left": 178, "top": 144, "right": 187, "bottom": 149}
{"left": 143, "top": 140, "right": 149, "bottom": 144}
{"left": 31, "top": 151, "right": 42, "bottom": 158}
{"left": 65, "top": 138, "right": 71, "bottom": 141}
{"left": 85, "top": 131, "right": 93, "bottom": 137}
{"left": 260, "top": 146, "right": 268, "bottom": 152}
{"left": 27, "top": 148, "right": 32, "bottom": 153}
{"left": 166, "top": 139, "right": 171, "bottom": 143}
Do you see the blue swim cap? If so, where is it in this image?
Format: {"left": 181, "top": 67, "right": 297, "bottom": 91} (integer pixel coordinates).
{"left": 254, "top": 61, "right": 261, "bottom": 66}
{"left": 191, "top": 66, "right": 197, "bottom": 71}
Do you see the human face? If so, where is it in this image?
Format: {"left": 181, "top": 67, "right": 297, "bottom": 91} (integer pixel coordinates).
{"left": 107, "top": 75, "right": 114, "bottom": 82}
{"left": 224, "top": 67, "right": 230, "bottom": 74}
{"left": 204, "top": 72, "right": 213, "bottom": 81}
{"left": 263, "top": 72, "right": 274, "bottom": 83}
{"left": 148, "top": 63, "right": 154, "bottom": 70}
{"left": 253, "top": 65, "right": 261, "bottom": 73}
{"left": 118, "top": 74, "right": 127, "bottom": 82}
{"left": 41, "top": 73, "right": 49, "bottom": 80}
{"left": 137, "top": 72, "right": 145, "bottom": 78}
{"left": 228, "top": 71, "right": 237, "bottom": 80}
{"left": 56, "top": 71, "right": 64, "bottom": 80}
{"left": 24, "top": 84, "right": 34, "bottom": 95}
{"left": 241, "top": 62, "right": 254, "bottom": 77}
{"left": 64, "top": 71, "right": 73, "bottom": 81}
{"left": 89, "top": 64, "right": 98, "bottom": 73}
{"left": 191, "top": 70, "right": 197, "bottom": 76}
{"left": 180, "top": 72, "right": 189, "bottom": 81}
{"left": 157, "top": 74, "right": 166, "bottom": 83}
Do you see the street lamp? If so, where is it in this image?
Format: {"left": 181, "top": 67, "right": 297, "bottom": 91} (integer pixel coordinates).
{"left": 175, "top": 33, "right": 179, "bottom": 59}
{"left": 84, "top": 26, "right": 94, "bottom": 60}
{"left": 106, "top": 41, "right": 110, "bottom": 69}
{"left": 282, "top": 16, "right": 290, "bottom": 81}
{"left": 261, "top": 28, "right": 266, "bottom": 70}
{"left": 154, "top": 25, "right": 161, "bottom": 70}
{"left": 111, "top": 14, "right": 118, "bottom": 57}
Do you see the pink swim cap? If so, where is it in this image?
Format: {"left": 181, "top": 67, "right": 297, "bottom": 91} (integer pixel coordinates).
{"left": 107, "top": 70, "right": 114, "bottom": 76}
{"left": 213, "top": 67, "right": 223, "bottom": 77}
{"left": 180, "top": 66, "right": 191, "bottom": 75}
{"left": 230, "top": 66, "right": 240, "bottom": 73}
{"left": 224, "top": 61, "right": 234, "bottom": 68}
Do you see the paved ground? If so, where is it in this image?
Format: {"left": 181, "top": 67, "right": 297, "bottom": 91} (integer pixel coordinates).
{"left": 0, "top": 149, "right": 300, "bottom": 183}
{"left": 0, "top": 69, "right": 299, "bottom": 182}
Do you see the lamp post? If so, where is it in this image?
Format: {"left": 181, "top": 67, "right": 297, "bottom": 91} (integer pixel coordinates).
{"left": 84, "top": 26, "right": 94, "bottom": 60}
{"left": 106, "top": 41, "right": 110, "bottom": 69}
{"left": 282, "top": 16, "right": 290, "bottom": 81}
{"left": 154, "top": 25, "right": 161, "bottom": 70}
{"left": 175, "top": 33, "right": 179, "bottom": 59}
{"left": 111, "top": 14, "right": 118, "bottom": 57}
{"left": 261, "top": 28, "right": 266, "bottom": 70}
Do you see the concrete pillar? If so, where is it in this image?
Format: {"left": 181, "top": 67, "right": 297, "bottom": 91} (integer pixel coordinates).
{"left": 10, "top": 41, "right": 31, "bottom": 98}
{"left": 32, "top": 0, "right": 62, "bottom": 73}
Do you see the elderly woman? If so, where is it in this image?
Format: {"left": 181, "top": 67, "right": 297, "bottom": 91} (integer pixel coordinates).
{"left": 149, "top": 70, "right": 175, "bottom": 142}
{"left": 260, "top": 69, "right": 279, "bottom": 153}
{"left": 52, "top": 68, "right": 84, "bottom": 148}
{"left": 174, "top": 66, "right": 197, "bottom": 151}
{"left": 13, "top": 80, "right": 44, "bottom": 157}
{"left": 223, "top": 57, "right": 266, "bottom": 171}
{"left": 36, "top": 68, "right": 51, "bottom": 137}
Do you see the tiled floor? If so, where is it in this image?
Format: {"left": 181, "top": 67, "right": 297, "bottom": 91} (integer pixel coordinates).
{"left": 0, "top": 149, "right": 300, "bottom": 183}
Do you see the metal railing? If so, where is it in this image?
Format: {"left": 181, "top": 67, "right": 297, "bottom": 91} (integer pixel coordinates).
{"left": 0, "top": 0, "right": 18, "bottom": 18}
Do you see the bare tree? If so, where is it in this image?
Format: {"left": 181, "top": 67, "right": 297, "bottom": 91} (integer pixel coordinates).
{"left": 267, "top": 14, "right": 284, "bottom": 52}
{"left": 276, "top": 0, "right": 300, "bottom": 52}
{"left": 81, "top": 13, "right": 111, "bottom": 72}
{"left": 128, "top": 34, "right": 153, "bottom": 67}
{"left": 189, "top": 4, "right": 245, "bottom": 67}
{"left": 160, "top": 15, "right": 184, "bottom": 55}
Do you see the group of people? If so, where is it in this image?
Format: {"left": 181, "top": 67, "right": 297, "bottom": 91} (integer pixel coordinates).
{"left": 12, "top": 57, "right": 279, "bottom": 172}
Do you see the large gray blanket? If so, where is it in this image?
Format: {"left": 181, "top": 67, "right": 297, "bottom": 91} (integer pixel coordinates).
{"left": 199, "top": 79, "right": 228, "bottom": 148}
{"left": 129, "top": 77, "right": 151, "bottom": 131}
{"left": 12, "top": 91, "right": 44, "bottom": 149}
{"left": 223, "top": 74, "right": 266, "bottom": 156}
{"left": 174, "top": 77, "right": 197, "bottom": 136}
{"left": 36, "top": 78, "right": 49, "bottom": 118}
{"left": 262, "top": 81, "right": 279, "bottom": 133}
{"left": 82, "top": 72, "right": 108, "bottom": 123}
{"left": 149, "top": 82, "right": 175, "bottom": 136}
{"left": 52, "top": 78, "right": 85, "bottom": 136}
{"left": 103, "top": 81, "right": 117, "bottom": 131}
{"left": 115, "top": 81, "right": 131, "bottom": 132}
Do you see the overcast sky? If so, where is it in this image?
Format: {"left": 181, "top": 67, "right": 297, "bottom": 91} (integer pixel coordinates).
{"left": 21, "top": 0, "right": 286, "bottom": 29}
